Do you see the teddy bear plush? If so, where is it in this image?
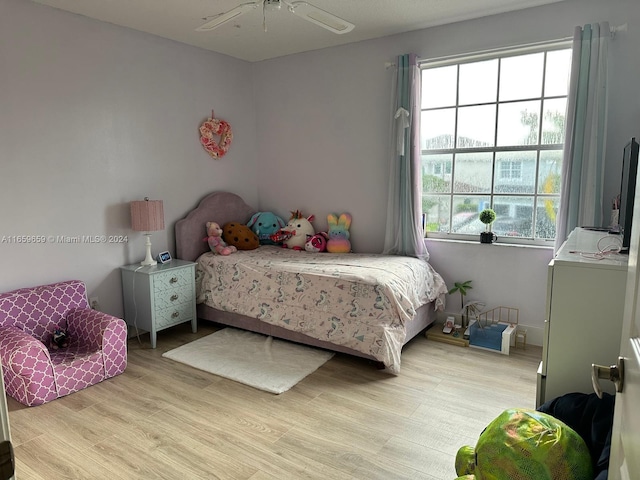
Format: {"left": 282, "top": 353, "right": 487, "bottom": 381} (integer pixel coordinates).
{"left": 454, "top": 408, "right": 593, "bottom": 480}
{"left": 205, "top": 221, "right": 237, "bottom": 255}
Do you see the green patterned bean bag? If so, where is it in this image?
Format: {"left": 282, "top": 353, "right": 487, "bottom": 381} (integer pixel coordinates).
{"left": 455, "top": 408, "right": 593, "bottom": 480}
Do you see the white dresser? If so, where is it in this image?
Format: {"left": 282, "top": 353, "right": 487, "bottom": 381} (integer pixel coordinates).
{"left": 536, "top": 227, "right": 628, "bottom": 406}
{"left": 120, "top": 259, "right": 197, "bottom": 348}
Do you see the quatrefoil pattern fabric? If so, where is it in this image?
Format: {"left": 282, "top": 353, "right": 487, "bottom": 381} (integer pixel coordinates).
{"left": 0, "top": 280, "right": 127, "bottom": 406}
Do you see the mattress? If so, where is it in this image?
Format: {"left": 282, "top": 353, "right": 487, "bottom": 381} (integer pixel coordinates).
{"left": 195, "top": 246, "right": 447, "bottom": 372}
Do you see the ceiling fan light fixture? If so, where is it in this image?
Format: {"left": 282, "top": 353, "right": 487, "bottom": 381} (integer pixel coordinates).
{"left": 288, "top": 1, "right": 354, "bottom": 34}
{"left": 196, "top": 3, "right": 258, "bottom": 31}
{"left": 264, "top": 0, "right": 282, "bottom": 12}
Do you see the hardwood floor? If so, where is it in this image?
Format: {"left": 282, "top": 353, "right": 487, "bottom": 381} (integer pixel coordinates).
{"left": 8, "top": 322, "right": 541, "bottom": 480}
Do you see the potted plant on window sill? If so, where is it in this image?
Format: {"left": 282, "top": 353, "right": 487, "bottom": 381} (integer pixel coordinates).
{"left": 479, "top": 208, "right": 497, "bottom": 244}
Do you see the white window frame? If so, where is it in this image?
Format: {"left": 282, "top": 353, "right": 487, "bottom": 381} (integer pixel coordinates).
{"left": 419, "top": 40, "right": 571, "bottom": 246}
{"left": 499, "top": 160, "right": 523, "bottom": 181}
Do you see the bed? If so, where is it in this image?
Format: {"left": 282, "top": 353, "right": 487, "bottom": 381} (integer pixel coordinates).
{"left": 175, "top": 191, "right": 448, "bottom": 373}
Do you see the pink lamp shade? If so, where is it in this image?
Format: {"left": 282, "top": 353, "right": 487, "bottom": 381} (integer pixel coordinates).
{"left": 130, "top": 199, "right": 165, "bottom": 232}
{"left": 130, "top": 198, "right": 165, "bottom": 266}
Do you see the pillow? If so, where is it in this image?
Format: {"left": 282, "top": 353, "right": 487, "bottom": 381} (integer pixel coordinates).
{"left": 222, "top": 222, "right": 259, "bottom": 250}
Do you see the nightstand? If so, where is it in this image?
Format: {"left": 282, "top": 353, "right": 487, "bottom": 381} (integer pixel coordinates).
{"left": 120, "top": 259, "right": 197, "bottom": 348}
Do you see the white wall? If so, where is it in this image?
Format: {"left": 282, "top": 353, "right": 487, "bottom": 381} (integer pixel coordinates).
{"left": 2, "top": 0, "right": 639, "bottom": 346}
{"left": 252, "top": 0, "right": 640, "bottom": 345}
{"left": 0, "top": 0, "right": 258, "bottom": 315}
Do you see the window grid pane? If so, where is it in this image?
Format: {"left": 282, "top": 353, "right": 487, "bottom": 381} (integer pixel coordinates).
{"left": 420, "top": 46, "right": 570, "bottom": 243}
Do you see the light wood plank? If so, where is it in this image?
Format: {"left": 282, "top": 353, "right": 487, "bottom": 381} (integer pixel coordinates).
{"left": 7, "top": 321, "right": 541, "bottom": 479}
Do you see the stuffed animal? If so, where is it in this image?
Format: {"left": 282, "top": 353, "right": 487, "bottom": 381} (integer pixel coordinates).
{"left": 204, "top": 221, "right": 237, "bottom": 255}
{"left": 281, "top": 210, "right": 316, "bottom": 250}
{"left": 222, "top": 222, "right": 259, "bottom": 250}
{"left": 269, "top": 229, "right": 292, "bottom": 244}
{"left": 50, "top": 328, "right": 69, "bottom": 350}
{"left": 326, "top": 213, "right": 352, "bottom": 253}
{"left": 305, "top": 232, "right": 329, "bottom": 252}
{"left": 454, "top": 408, "right": 594, "bottom": 480}
{"left": 247, "top": 212, "right": 286, "bottom": 245}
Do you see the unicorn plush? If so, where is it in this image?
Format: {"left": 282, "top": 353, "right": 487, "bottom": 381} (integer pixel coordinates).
{"left": 281, "top": 210, "right": 316, "bottom": 250}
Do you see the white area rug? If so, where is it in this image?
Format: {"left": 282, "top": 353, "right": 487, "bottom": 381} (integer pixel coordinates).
{"left": 162, "top": 328, "right": 334, "bottom": 394}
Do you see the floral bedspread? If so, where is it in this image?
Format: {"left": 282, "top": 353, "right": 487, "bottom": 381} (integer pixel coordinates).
{"left": 195, "top": 246, "right": 447, "bottom": 373}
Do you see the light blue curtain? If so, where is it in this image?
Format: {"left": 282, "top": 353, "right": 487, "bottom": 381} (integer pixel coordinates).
{"left": 555, "top": 22, "right": 610, "bottom": 251}
{"left": 383, "top": 53, "right": 429, "bottom": 260}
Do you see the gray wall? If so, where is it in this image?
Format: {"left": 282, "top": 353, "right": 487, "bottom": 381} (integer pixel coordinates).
{"left": 2, "top": 0, "right": 639, "bottom": 345}
{"left": 252, "top": 0, "right": 640, "bottom": 344}
{"left": 1, "top": 0, "right": 258, "bottom": 315}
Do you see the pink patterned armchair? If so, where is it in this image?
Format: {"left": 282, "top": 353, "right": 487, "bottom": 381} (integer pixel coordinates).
{"left": 0, "top": 280, "right": 127, "bottom": 406}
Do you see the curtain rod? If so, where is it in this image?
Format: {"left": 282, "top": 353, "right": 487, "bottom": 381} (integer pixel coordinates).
{"left": 385, "top": 22, "right": 628, "bottom": 68}
{"left": 610, "top": 23, "right": 627, "bottom": 38}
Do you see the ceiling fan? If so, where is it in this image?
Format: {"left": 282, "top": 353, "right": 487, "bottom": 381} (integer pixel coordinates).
{"left": 196, "top": 0, "right": 355, "bottom": 35}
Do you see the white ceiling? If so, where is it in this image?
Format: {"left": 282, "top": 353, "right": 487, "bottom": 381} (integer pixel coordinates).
{"left": 30, "top": 0, "right": 565, "bottom": 62}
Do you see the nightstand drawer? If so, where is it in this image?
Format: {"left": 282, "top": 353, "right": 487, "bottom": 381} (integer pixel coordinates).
{"left": 154, "top": 285, "right": 194, "bottom": 310}
{"left": 153, "top": 269, "right": 193, "bottom": 294}
{"left": 156, "top": 303, "right": 194, "bottom": 329}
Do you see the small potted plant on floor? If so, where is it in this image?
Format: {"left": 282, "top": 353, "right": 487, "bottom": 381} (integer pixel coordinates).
{"left": 479, "top": 208, "right": 497, "bottom": 244}
{"left": 449, "top": 280, "right": 472, "bottom": 328}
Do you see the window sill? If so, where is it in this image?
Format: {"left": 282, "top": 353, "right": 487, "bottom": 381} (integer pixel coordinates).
{"left": 424, "top": 236, "right": 554, "bottom": 251}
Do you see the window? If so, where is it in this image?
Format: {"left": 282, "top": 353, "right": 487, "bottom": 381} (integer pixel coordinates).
{"left": 499, "top": 160, "right": 522, "bottom": 181}
{"left": 420, "top": 44, "right": 571, "bottom": 243}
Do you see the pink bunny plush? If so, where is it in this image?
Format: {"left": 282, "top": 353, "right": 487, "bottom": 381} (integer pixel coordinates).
{"left": 326, "top": 213, "right": 352, "bottom": 253}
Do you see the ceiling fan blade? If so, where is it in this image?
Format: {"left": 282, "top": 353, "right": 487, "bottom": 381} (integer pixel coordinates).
{"left": 287, "top": 2, "right": 354, "bottom": 34}
{"left": 196, "top": 3, "right": 259, "bottom": 32}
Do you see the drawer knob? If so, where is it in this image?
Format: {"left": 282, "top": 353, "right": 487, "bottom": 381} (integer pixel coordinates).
{"left": 170, "top": 294, "right": 179, "bottom": 301}
{"left": 171, "top": 311, "right": 180, "bottom": 318}
{"left": 170, "top": 277, "right": 178, "bottom": 284}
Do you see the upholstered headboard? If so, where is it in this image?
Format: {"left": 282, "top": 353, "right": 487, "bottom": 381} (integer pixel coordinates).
{"left": 175, "top": 191, "right": 257, "bottom": 262}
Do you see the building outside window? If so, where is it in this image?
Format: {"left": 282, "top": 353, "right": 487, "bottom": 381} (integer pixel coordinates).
{"left": 420, "top": 43, "right": 571, "bottom": 244}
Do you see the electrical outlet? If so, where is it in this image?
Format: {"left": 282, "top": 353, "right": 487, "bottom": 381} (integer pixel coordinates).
{"left": 89, "top": 296, "right": 100, "bottom": 311}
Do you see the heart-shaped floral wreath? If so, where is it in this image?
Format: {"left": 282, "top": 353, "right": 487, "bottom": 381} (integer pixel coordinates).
{"left": 199, "top": 117, "right": 233, "bottom": 158}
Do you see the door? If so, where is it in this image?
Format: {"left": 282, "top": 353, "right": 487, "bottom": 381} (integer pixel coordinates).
{"left": 607, "top": 213, "right": 640, "bottom": 479}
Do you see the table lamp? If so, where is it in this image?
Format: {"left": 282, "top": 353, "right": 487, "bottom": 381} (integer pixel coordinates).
{"left": 130, "top": 197, "right": 165, "bottom": 266}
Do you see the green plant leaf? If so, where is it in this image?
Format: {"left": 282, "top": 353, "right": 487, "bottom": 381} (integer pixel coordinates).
{"left": 479, "top": 208, "right": 496, "bottom": 225}
{"left": 448, "top": 280, "right": 473, "bottom": 295}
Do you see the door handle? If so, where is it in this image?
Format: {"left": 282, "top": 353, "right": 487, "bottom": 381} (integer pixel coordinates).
{"left": 592, "top": 356, "right": 624, "bottom": 399}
